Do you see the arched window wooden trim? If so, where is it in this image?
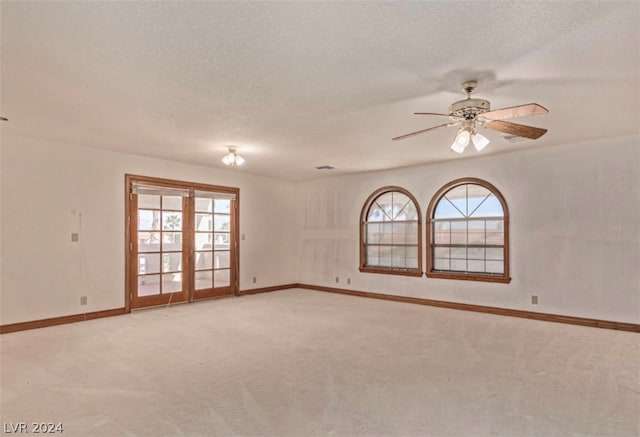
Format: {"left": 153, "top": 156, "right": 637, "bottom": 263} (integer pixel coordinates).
{"left": 426, "top": 178, "right": 511, "bottom": 283}
{"left": 359, "top": 186, "right": 423, "bottom": 277}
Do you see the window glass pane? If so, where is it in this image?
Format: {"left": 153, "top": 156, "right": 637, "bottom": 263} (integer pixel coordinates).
{"left": 405, "top": 222, "right": 418, "bottom": 244}
{"left": 138, "top": 194, "right": 160, "bottom": 209}
{"left": 214, "top": 214, "right": 230, "bottom": 231}
{"left": 450, "top": 221, "right": 467, "bottom": 245}
{"left": 466, "top": 184, "right": 491, "bottom": 198}
{"left": 486, "top": 261, "right": 504, "bottom": 274}
{"left": 471, "top": 195, "right": 503, "bottom": 218}
{"left": 405, "top": 254, "right": 418, "bottom": 270}
{"left": 162, "top": 212, "right": 182, "bottom": 231}
{"left": 392, "top": 222, "right": 407, "bottom": 245}
{"left": 195, "top": 213, "right": 213, "bottom": 231}
{"left": 214, "top": 251, "right": 231, "bottom": 269}
{"left": 162, "top": 196, "right": 183, "bottom": 211}
{"left": 162, "top": 232, "right": 182, "bottom": 251}
{"left": 366, "top": 245, "right": 379, "bottom": 266}
{"left": 433, "top": 221, "right": 451, "bottom": 244}
{"left": 391, "top": 195, "right": 410, "bottom": 220}
{"left": 444, "top": 185, "right": 468, "bottom": 216}
{"left": 195, "top": 233, "right": 213, "bottom": 250}
{"left": 399, "top": 201, "right": 418, "bottom": 221}
{"left": 486, "top": 248, "right": 504, "bottom": 261}
{"left": 214, "top": 233, "right": 230, "bottom": 250}
{"left": 195, "top": 198, "right": 213, "bottom": 213}
{"left": 451, "top": 247, "right": 466, "bottom": 259}
{"left": 214, "top": 199, "right": 231, "bottom": 213}
{"left": 138, "top": 232, "right": 161, "bottom": 253}
{"left": 434, "top": 258, "right": 450, "bottom": 270}
{"left": 486, "top": 220, "right": 504, "bottom": 245}
{"left": 434, "top": 200, "right": 465, "bottom": 219}
{"left": 434, "top": 247, "right": 450, "bottom": 259}
{"left": 450, "top": 259, "right": 467, "bottom": 271}
{"left": 195, "top": 251, "right": 213, "bottom": 270}
{"left": 138, "top": 210, "right": 160, "bottom": 230}
{"left": 195, "top": 270, "right": 212, "bottom": 290}
{"left": 378, "top": 245, "right": 392, "bottom": 267}
{"left": 467, "top": 220, "right": 486, "bottom": 245}
{"left": 138, "top": 275, "right": 160, "bottom": 296}
{"left": 162, "top": 253, "right": 182, "bottom": 273}
{"left": 214, "top": 269, "right": 231, "bottom": 288}
{"left": 138, "top": 254, "right": 160, "bottom": 274}
{"left": 467, "top": 247, "right": 485, "bottom": 260}
{"left": 367, "top": 204, "right": 385, "bottom": 222}
{"left": 162, "top": 273, "right": 182, "bottom": 293}
{"left": 466, "top": 185, "right": 491, "bottom": 215}
{"left": 488, "top": 236, "right": 505, "bottom": 246}
{"left": 366, "top": 223, "right": 381, "bottom": 244}
{"left": 445, "top": 184, "right": 467, "bottom": 201}
{"left": 375, "top": 193, "right": 394, "bottom": 220}
{"left": 468, "top": 260, "right": 485, "bottom": 272}
{"left": 379, "top": 223, "right": 393, "bottom": 244}
{"left": 391, "top": 246, "right": 406, "bottom": 268}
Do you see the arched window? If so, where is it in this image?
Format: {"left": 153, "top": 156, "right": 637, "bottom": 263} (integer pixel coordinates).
{"left": 360, "top": 186, "right": 422, "bottom": 276}
{"left": 426, "top": 178, "right": 510, "bottom": 283}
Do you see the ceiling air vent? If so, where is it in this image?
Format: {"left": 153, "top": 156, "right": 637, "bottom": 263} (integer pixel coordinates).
{"left": 315, "top": 165, "right": 336, "bottom": 170}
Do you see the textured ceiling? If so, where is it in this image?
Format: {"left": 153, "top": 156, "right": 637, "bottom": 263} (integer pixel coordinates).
{"left": 1, "top": 1, "right": 639, "bottom": 180}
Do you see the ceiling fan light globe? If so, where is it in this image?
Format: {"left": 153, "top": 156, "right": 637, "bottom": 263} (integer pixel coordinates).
{"left": 455, "top": 129, "right": 471, "bottom": 147}
{"left": 450, "top": 140, "right": 467, "bottom": 154}
{"left": 235, "top": 155, "right": 245, "bottom": 166}
{"left": 472, "top": 132, "right": 490, "bottom": 151}
{"left": 451, "top": 128, "right": 470, "bottom": 153}
{"left": 221, "top": 154, "right": 234, "bottom": 165}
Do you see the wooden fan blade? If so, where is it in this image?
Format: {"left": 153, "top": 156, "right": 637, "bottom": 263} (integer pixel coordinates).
{"left": 413, "top": 112, "right": 451, "bottom": 117}
{"left": 482, "top": 103, "right": 548, "bottom": 121}
{"left": 485, "top": 120, "right": 547, "bottom": 139}
{"left": 392, "top": 122, "right": 457, "bottom": 141}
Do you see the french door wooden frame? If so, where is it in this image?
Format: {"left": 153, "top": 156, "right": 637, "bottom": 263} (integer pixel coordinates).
{"left": 125, "top": 174, "right": 240, "bottom": 310}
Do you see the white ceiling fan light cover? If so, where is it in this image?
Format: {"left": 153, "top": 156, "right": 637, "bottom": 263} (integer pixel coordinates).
{"left": 451, "top": 128, "right": 471, "bottom": 153}
{"left": 472, "top": 132, "right": 490, "bottom": 151}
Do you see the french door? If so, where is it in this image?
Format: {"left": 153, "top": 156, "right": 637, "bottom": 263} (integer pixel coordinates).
{"left": 126, "top": 175, "right": 239, "bottom": 310}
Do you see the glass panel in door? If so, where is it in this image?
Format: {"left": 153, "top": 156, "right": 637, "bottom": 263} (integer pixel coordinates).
{"left": 133, "top": 194, "right": 188, "bottom": 308}
{"left": 193, "top": 194, "right": 234, "bottom": 299}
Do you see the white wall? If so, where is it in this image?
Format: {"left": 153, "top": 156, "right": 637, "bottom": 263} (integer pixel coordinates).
{"left": 295, "top": 136, "right": 640, "bottom": 324}
{"left": 0, "top": 133, "right": 297, "bottom": 325}
{"left": 2, "top": 133, "right": 638, "bottom": 326}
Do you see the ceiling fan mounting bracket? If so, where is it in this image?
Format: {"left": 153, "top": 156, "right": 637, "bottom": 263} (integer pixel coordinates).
{"left": 461, "top": 80, "right": 478, "bottom": 94}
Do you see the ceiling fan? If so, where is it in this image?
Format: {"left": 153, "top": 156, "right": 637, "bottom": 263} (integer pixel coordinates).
{"left": 392, "top": 80, "right": 548, "bottom": 153}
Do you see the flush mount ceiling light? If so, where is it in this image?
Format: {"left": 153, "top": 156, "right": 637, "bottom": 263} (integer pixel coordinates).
{"left": 393, "top": 80, "right": 548, "bottom": 154}
{"left": 221, "top": 146, "right": 245, "bottom": 167}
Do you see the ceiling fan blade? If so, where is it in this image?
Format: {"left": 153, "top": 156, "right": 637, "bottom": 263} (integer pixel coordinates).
{"left": 413, "top": 112, "right": 451, "bottom": 117}
{"left": 482, "top": 103, "right": 548, "bottom": 121}
{"left": 392, "top": 122, "right": 457, "bottom": 141}
{"left": 484, "top": 120, "right": 547, "bottom": 139}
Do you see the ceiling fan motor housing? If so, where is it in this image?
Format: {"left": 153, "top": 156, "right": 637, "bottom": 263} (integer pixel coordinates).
{"left": 449, "top": 98, "right": 491, "bottom": 118}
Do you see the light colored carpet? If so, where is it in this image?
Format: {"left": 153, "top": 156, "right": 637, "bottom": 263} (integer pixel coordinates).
{"left": 1, "top": 289, "right": 639, "bottom": 436}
